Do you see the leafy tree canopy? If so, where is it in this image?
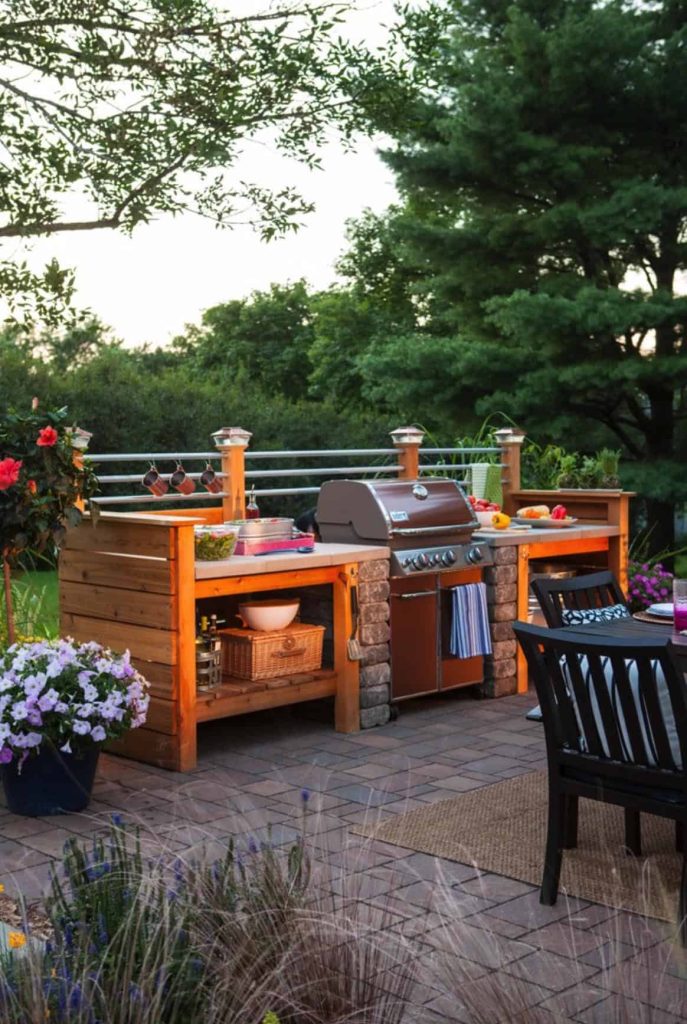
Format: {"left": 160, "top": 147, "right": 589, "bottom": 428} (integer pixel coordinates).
{"left": 0, "top": 0, "right": 415, "bottom": 322}
{"left": 362, "top": 0, "right": 687, "bottom": 546}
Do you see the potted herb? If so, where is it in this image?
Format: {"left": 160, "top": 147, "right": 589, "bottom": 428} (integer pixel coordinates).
{"left": 0, "top": 638, "right": 149, "bottom": 815}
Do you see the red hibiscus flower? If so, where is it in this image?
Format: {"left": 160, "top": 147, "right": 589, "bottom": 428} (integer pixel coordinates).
{"left": 0, "top": 457, "right": 22, "bottom": 491}
{"left": 36, "top": 426, "right": 58, "bottom": 447}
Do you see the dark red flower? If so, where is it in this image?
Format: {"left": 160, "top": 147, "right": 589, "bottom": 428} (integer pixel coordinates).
{"left": 0, "top": 457, "right": 22, "bottom": 491}
{"left": 36, "top": 426, "right": 58, "bottom": 447}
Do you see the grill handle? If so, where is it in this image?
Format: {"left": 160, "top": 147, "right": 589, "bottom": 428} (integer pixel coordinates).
{"left": 394, "top": 591, "right": 437, "bottom": 600}
{"left": 390, "top": 523, "right": 472, "bottom": 536}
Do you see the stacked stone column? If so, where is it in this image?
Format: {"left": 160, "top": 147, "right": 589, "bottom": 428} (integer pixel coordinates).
{"left": 479, "top": 546, "right": 518, "bottom": 698}
{"left": 357, "top": 558, "right": 392, "bottom": 727}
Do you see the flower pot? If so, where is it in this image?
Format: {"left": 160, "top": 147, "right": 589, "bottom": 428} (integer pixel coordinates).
{"left": 1, "top": 744, "right": 100, "bottom": 817}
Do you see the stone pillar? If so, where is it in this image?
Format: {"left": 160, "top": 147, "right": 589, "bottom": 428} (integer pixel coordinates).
{"left": 357, "top": 558, "right": 392, "bottom": 727}
{"left": 479, "top": 546, "right": 518, "bottom": 698}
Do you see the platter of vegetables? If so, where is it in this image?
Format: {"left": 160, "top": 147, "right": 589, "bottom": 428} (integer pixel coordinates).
{"left": 513, "top": 504, "right": 577, "bottom": 528}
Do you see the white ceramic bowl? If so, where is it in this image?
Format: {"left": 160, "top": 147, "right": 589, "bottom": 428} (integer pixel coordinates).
{"left": 238, "top": 598, "right": 300, "bottom": 631}
{"left": 475, "top": 510, "right": 497, "bottom": 528}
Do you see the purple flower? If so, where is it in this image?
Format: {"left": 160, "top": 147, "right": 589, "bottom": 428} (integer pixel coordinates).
{"left": 0, "top": 746, "right": 12, "bottom": 764}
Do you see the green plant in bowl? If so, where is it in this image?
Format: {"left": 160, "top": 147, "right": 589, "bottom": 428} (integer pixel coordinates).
{"left": 194, "top": 527, "right": 237, "bottom": 561}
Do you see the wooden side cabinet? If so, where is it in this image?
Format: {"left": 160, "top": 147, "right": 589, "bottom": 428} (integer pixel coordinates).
{"left": 59, "top": 512, "right": 360, "bottom": 772}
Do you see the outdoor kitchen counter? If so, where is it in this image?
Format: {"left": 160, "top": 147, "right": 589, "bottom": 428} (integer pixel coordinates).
{"left": 474, "top": 523, "right": 625, "bottom": 699}
{"left": 195, "top": 543, "right": 390, "bottom": 579}
{"left": 59, "top": 515, "right": 390, "bottom": 772}
{"left": 476, "top": 523, "right": 620, "bottom": 546}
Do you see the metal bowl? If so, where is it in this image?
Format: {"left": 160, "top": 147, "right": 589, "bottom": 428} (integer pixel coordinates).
{"left": 225, "top": 517, "right": 294, "bottom": 540}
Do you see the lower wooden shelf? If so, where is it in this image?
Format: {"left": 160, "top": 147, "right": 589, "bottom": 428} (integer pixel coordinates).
{"left": 195, "top": 668, "right": 337, "bottom": 722}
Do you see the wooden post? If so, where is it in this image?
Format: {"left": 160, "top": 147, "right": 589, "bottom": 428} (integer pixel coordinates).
{"left": 174, "top": 523, "right": 198, "bottom": 771}
{"left": 495, "top": 428, "right": 525, "bottom": 514}
{"left": 333, "top": 563, "right": 361, "bottom": 732}
{"left": 212, "top": 426, "right": 252, "bottom": 521}
{"left": 516, "top": 544, "right": 530, "bottom": 693}
{"left": 390, "top": 426, "right": 425, "bottom": 480}
{"left": 606, "top": 492, "right": 631, "bottom": 593}
{"left": 70, "top": 428, "right": 92, "bottom": 513}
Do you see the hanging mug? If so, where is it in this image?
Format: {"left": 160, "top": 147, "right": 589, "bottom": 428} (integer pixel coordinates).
{"left": 142, "top": 464, "right": 169, "bottom": 497}
{"left": 199, "top": 462, "right": 223, "bottom": 494}
{"left": 170, "top": 462, "right": 195, "bottom": 495}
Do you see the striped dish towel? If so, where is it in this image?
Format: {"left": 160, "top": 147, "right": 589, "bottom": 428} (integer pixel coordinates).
{"left": 449, "top": 583, "right": 493, "bottom": 659}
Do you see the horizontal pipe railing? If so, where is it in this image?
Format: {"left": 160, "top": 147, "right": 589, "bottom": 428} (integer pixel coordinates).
{"left": 87, "top": 443, "right": 503, "bottom": 508}
{"left": 88, "top": 445, "right": 500, "bottom": 464}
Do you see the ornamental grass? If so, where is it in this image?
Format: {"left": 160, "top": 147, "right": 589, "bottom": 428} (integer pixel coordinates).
{"left": 1, "top": 815, "right": 680, "bottom": 1023}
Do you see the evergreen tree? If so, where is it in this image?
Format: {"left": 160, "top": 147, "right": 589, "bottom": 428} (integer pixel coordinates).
{"left": 377, "top": 0, "right": 687, "bottom": 547}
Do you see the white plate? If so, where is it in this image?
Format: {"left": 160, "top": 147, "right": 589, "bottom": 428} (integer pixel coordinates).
{"left": 647, "top": 602, "right": 673, "bottom": 617}
{"left": 512, "top": 516, "right": 578, "bottom": 529}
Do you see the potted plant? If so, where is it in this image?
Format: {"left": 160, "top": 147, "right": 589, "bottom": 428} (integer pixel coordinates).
{"left": 0, "top": 638, "right": 149, "bottom": 815}
{"left": 0, "top": 403, "right": 99, "bottom": 645}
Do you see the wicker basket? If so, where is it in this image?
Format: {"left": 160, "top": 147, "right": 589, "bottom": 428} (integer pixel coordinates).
{"left": 219, "top": 622, "right": 325, "bottom": 681}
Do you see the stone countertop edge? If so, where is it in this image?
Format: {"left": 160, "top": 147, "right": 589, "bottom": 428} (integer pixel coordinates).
{"left": 476, "top": 524, "right": 621, "bottom": 547}
{"left": 195, "top": 543, "right": 391, "bottom": 579}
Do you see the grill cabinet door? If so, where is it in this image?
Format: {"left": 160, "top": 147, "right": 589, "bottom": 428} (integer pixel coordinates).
{"left": 389, "top": 575, "right": 439, "bottom": 699}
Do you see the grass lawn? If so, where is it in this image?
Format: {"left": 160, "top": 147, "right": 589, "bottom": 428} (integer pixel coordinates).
{"left": 9, "top": 569, "right": 59, "bottom": 639}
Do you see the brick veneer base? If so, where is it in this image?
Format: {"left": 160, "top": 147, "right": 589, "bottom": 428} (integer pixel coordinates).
{"left": 479, "top": 546, "right": 518, "bottom": 698}
{"left": 357, "top": 558, "right": 392, "bottom": 728}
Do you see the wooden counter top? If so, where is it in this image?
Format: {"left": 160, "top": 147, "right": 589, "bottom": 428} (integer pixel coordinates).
{"left": 476, "top": 524, "right": 620, "bottom": 547}
{"left": 195, "top": 542, "right": 390, "bottom": 579}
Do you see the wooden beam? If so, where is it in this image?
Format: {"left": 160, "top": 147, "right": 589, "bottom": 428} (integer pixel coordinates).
{"left": 333, "top": 562, "right": 361, "bottom": 733}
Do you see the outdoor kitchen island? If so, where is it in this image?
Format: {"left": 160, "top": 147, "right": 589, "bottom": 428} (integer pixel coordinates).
{"left": 478, "top": 522, "right": 622, "bottom": 698}
{"left": 58, "top": 511, "right": 388, "bottom": 772}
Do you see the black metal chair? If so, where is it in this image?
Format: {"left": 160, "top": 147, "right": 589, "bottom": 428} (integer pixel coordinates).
{"left": 528, "top": 570, "right": 652, "bottom": 854}
{"left": 514, "top": 621, "right": 687, "bottom": 943}
{"left": 530, "top": 570, "right": 628, "bottom": 629}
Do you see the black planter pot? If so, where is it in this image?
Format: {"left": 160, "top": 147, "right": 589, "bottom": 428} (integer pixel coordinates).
{"left": 1, "top": 744, "right": 100, "bottom": 817}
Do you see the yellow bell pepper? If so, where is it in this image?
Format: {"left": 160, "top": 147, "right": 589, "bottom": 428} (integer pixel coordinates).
{"left": 491, "top": 512, "right": 511, "bottom": 529}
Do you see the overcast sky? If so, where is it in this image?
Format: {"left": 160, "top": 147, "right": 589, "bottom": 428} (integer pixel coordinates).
{"left": 19, "top": 2, "right": 400, "bottom": 349}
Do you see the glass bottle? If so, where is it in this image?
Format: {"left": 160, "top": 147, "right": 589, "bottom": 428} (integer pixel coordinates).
{"left": 246, "top": 486, "right": 260, "bottom": 520}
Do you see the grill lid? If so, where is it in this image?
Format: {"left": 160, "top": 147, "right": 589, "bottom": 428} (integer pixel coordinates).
{"left": 317, "top": 478, "right": 478, "bottom": 545}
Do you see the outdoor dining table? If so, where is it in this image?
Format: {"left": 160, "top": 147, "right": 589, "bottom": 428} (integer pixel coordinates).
{"left": 560, "top": 614, "right": 687, "bottom": 650}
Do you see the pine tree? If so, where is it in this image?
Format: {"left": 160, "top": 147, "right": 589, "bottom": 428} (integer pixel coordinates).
{"left": 378, "top": 0, "right": 687, "bottom": 548}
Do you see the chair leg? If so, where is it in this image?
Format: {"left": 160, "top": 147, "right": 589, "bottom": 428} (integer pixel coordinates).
{"left": 624, "top": 808, "right": 642, "bottom": 856}
{"left": 563, "top": 795, "right": 578, "bottom": 849}
{"left": 676, "top": 821, "right": 684, "bottom": 854}
{"left": 541, "top": 789, "right": 565, "bottom": 906}
{"left": 679, "top": 849, "right": 687, "bottom": 948}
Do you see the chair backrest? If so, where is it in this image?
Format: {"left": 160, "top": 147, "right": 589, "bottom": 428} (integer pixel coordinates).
{"left": 513, "top": 621, "right": 687, "bottom": 780}
{"left": 530, "top": 570, "right": 627, "bottom": 628}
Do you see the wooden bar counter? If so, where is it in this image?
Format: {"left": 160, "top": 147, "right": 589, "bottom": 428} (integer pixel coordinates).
{"left": 59, "top": 511, "right": 388, "bottom": 772}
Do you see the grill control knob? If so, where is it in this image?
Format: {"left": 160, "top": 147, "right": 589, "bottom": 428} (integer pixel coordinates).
{"left": 442, "top": 549, "right": 457, "bottom": 566}
{"left": 414, "top": 552, "right": 430, "bottom": 570}
{"left": 402, "top": 556, "right": 412, "bottom": 568}
{"left": 466, "top": 546, "right": 484, "bottom": 565}
{"left": 432, "top": 552, "right": 442, "bottom": 565}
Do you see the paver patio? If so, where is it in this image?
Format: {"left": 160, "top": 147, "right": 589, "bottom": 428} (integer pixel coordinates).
{"left": 2, "top": 689, "right": 686, "bottom": 1023}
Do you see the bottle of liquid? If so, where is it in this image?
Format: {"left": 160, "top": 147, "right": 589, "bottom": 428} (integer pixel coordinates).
{"left": 246, "top": 486, "right": 260, "bottom": 520}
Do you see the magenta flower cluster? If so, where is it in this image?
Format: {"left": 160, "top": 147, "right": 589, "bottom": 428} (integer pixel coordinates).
{"left": 0, "top": 638, "right": 149, "bottom": 768}
{"left": 627, "top": 559, "right": 673, "bottom": 612}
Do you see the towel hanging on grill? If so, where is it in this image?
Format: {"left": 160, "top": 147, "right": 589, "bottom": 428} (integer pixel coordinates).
{"left": 450, "top": 583, "right": 492, "bottom": 659}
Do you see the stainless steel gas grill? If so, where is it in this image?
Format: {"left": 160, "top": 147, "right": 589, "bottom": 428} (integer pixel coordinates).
{"left": 317, "top": 479, "right": 494, "bottom": 700}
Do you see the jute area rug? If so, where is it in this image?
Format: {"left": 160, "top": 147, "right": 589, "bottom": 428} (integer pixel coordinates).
{"left": 353, "top": 772, "right": 680, "bottom": 923}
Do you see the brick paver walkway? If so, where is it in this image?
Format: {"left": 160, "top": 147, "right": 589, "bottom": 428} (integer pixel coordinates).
{"left": 1, "top": 689, "right": 686, "bottom": 1022}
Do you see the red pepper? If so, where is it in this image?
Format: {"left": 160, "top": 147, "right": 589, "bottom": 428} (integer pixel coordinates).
{"left": 551, "top": 504, "right": 567, "bottom": 520}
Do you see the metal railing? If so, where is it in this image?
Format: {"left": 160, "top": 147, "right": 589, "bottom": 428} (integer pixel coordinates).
{"left": 87, "top": 443, "right": 503, "bottom": 509}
